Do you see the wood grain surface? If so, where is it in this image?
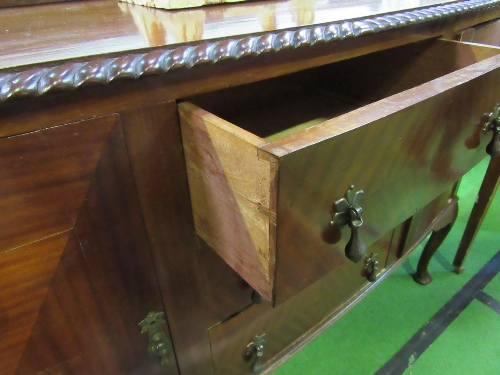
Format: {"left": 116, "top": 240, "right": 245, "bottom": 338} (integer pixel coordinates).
{"left": 1, "top": 117, "right": 176, "bottom": 375}
{"left": 272, "top": 55, "right": 500, "bottom": 302}
{"left": 120, "top": 102, "right": 252, "bottom": 375}
{"left": 0, "top": 116, "right": 134, "bottom": 375}
{"left": 0, "top": 24, "right": 440, "bottom": 136}
{"left": 305, "top": 39, "right": 500, "bottom": 111}
{"left": 263, "top": 42, "right": 500, "bottom": 156}
{"left": 179, "top": 102, "right": 277, "bottom": 301}
{"left": 0, "top": 232, "right": 70, "bottom": 375}
{"left": 0, "top": 116, "right": 115, "bottom": 254}
{"left": 0, "top": 0, "right": 464, "bottom": 70}
{"left": 180, "top": 39, "right": 500, "bottom": 304}
{"left": 0, "top": 6, "right": 499, "bottom": 375}
{"left": 457, "top": 17, "right": 500, "bottom": 46}
{"left": 0, "top": 0, "right": 74, "bottom": 8}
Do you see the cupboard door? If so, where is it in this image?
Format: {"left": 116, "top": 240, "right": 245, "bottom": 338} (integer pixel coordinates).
{"left": 0, "top": 115, "right": 178, "bottom": 375}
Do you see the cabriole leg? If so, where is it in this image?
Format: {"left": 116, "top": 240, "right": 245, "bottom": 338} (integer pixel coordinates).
{"left": 413, "top": 197, "right": 458, "bottom": 285}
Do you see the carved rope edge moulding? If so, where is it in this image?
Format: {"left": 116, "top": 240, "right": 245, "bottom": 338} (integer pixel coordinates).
{"left": 0, "top": 0, "right": 499, "bottom": 102}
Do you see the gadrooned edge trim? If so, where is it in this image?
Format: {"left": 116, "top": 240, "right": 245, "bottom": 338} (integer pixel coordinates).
{"left": 0, "top": 0, "right": 499, "bottom": 102}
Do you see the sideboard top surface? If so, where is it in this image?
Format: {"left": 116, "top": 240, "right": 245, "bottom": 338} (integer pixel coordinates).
{"left": 1, "top": 0, "right": 500, "bottom": 104}
{"left": 0, "top": 0, "right": 475, "bottom": 70}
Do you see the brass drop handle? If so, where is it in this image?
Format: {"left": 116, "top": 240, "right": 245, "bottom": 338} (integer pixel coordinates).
{"left": 484, "top": 104, "right": 500, "bottom": 157}
{"left": 251, "top": 289, "right": 264, "bottom": 304}
{"left": 247, "top": 334, "right": 266, "bottom": 374}
{"left": 139, "top": 312, "right": 171, "bottom": 367}
{"left": 332, "top": 186, "right": 367, "bottom": 263}
{"left": 365, "top": 253, "right": 379, "bottom": 282}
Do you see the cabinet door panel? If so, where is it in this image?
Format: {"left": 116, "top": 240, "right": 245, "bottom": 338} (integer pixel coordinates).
{"left": 0, "top": 116, "right": 177, "bottom": 375}
{"left": 0, "top": 116, "right": 114, "bottom": 253}
{"left": 0, "top": 232, "right": 70, "bottom": 375}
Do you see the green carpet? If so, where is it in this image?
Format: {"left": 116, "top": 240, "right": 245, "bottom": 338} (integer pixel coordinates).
{"left": 402, "top": 300, "right": 500, "bottom": 375}
{"left": 484, "top": 272, "right": 500, "bottom": 302}
{"left": 271, "top": 157, "right": 500, "bottom": 375}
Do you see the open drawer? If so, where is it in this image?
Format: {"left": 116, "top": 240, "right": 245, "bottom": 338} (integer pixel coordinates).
{"left": 179, "top": 39, "right": 500, "bottom": 305}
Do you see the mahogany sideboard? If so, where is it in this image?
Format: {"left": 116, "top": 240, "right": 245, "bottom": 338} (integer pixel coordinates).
{"left": 1, "top": 1, "right": 500, "bottom": 374}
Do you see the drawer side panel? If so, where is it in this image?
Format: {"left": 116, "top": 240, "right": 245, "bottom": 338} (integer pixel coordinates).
{"left": 179, "top": 102, "right": 277, "bottom": 301}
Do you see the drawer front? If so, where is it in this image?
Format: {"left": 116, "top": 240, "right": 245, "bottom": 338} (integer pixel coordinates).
{"left": 269, "top": 53, "right": 500, "bottom": 303}
{"left": 209, "top": 232, "right": 395, "bottom": 375}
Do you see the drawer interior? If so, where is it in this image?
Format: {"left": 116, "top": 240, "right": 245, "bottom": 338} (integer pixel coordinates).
{"left": 186, "top": 39, "right": 500, "bottom": 141}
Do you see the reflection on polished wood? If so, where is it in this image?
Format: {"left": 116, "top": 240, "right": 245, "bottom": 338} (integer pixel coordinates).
{"left": 0, "top": 0, "right": 73, "bottom": 8}
{"left": 0, "top": 0, "right": 460, "bottom": 69}
{"left": 120, "top": 0, "right": 245, "bottom": 11}
{"left": 1, "top": 2, "right": 500, "bottom": 374}
{"left": 2, "top": 0, "right": 499, "bottom": 104}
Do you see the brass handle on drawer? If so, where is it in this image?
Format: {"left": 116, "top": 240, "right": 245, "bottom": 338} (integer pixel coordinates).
{"left": 485, "top": 104, "right": 500, "bottom": 157}
{"left": 365, "top": 253, "right": 379, "bottom": 282}
{"left": 332, "top": 186, "right": 367, "bottom": 263}
{"left": 251, "top": 289, "right": 264, "bottom": 304}
{"left": 247, "top": 334, "right": 266, "bottom": 374}
{"left": 139, "top": 312, "right": 171, "bottom": 367}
